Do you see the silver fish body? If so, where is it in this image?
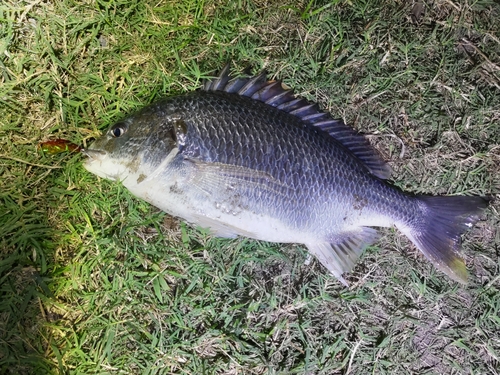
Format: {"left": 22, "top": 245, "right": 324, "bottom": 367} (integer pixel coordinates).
{"left": 84, "top": 65, "right": 488, "bottom": 285}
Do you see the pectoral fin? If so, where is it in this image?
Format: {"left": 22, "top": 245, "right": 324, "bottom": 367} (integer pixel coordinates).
{"left": 184, "top": 157, "right": 292, "bottom": 199}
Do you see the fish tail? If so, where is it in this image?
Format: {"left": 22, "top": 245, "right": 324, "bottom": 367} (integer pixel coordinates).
{"left": 399, "top": 196, "right": 490, "bottom": 283}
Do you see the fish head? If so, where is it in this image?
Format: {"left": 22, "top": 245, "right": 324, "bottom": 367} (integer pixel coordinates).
{"left": 83, "top": 103, "right": 179, "bottom": 184}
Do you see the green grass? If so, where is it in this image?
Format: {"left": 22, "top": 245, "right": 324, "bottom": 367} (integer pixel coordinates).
{"left": 1, "top": 0, "right": 499, "bottom": 373}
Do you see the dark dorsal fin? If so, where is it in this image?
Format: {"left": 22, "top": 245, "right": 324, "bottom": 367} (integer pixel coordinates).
{"left": 203, "top": 65, "right": 391, "bottom": 180}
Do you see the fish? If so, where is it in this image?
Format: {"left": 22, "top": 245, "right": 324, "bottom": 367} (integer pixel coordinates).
{"left": 83, "top": 64, "right": 489, "bottom": 286}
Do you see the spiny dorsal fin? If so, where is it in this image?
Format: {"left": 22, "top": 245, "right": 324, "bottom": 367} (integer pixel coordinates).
{"left": 203, "top": 64, "right": 391, "bottom": 180}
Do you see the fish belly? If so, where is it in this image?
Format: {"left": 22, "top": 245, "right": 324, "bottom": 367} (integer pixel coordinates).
{"left": 128, "top": 170, "right": 315, "bottom": 243}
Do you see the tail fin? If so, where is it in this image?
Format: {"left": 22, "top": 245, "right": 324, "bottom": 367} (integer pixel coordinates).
{"left": 399, "top": 196, "right": 490, "bottom": 283}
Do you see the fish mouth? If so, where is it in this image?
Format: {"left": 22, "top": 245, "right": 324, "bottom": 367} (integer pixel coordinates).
{"left": 81, "top": 148, "right": 106, "bottom": 161}
{"left": 81, "top": 148, "right": 122, "bottom": 181}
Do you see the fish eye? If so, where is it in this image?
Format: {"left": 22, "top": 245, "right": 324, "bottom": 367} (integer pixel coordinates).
{"left": 110, "top": 123, "right": 126, "bottom": 138}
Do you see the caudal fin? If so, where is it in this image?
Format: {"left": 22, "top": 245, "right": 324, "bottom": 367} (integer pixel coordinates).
{"left": 400, "top": 196, "right": 490, "bottom": 283}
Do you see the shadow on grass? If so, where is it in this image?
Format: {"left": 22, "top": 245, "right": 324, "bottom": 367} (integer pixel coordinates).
{"left": 0, "top": 195, "right": 60, "bottom": 374}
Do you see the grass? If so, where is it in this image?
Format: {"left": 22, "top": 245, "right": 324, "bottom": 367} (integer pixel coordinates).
{"left": 1, "top": 0, "right": 499, "bottom": 373}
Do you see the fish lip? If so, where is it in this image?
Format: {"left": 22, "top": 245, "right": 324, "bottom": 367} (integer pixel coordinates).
{"left": 81, "top": 148, "right": 106, "bottom": 160}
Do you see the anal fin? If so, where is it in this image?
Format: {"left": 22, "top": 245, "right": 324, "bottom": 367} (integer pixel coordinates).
{"left": 306, "top": 228, "right": 380, "bottom": 286}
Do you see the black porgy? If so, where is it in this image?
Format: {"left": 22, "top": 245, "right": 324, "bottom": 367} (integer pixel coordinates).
{"left": 83, "top": 65, "right": 489, "bottom": 285}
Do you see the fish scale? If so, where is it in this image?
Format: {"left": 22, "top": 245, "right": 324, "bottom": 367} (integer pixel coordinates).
{"left": 83, "top": 65, "right": 489, "bottom": 286}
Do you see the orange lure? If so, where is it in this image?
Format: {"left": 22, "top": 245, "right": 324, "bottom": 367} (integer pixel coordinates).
{"left": 39, "top": 139, "right": 81, "bottom": 155}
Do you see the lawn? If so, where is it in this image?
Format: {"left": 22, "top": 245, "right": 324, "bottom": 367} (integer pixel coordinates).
{"left": 1, "top": 0, "right": 499, "bottom": 374}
